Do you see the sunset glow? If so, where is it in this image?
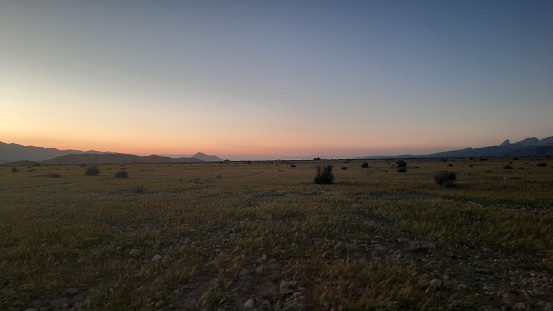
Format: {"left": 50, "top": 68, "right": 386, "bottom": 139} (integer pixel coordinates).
{"left": 1, "top": 1, "right": 552, "bottom": 160}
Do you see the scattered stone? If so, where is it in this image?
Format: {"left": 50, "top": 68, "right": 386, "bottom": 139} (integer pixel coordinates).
{"left": 280, "top": 280, "right": 297, "bottom": 294}
{"left": 260, "top": 254, "right": 268, "bottom": 262}
{"left": 256, "top": 266, "right": 263, "bottom": 274}
{"left": 239, "top": 268, "right": 249, "bottom": 276}
{"left": 515, "top": 302, "right": 527, "bottom": 310}
{"left": 442, "top": 274, "right": 449, "bottom": 280}
{"left": 244, "top": 298, "right": 255, "bottom": 308}
{"left": 51, "top": 298, "right": 71, "bottom": 309}
{"left": 66, "top": 288, "right": 79, "bottom": 295}
{"left": 24, "top": 308, "right": 37, "bottom": 311}
{"left": 429, "top": 278, "right": 442, "bottom": 288}
{"left": 151, "top": 254, "right": 163, "bottom": 262}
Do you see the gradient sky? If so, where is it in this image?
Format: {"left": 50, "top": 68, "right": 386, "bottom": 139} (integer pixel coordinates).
{"left": 1, "top": 1, "right": 552, "bottom": 160}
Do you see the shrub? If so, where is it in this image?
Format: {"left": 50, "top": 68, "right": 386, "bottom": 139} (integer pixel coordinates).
{"left": 537, "top": 163, "right": 548, "bottom": 167}
{"left": 341, "top": 166, "right": 347, "bottom": 170}
{"left": 503, "top": 165, "right": 513, "bottom": 169}
{"left": 49, "top": 173, "right": 61, "bottom": 178}
{"left": 448, "top": 164, "right": 453, "bottom": 167}
{"left": 114, "top": 171, "right": 129, "bottom": 178}
{"left": 397, "top": 167, "right": 407, "bottom": 173}
{"left": 132, "top": 186, "right": 145, "bottom": 193}
{"left": 361, "top": 162, "right": 369, "bottom": 168}
{"left": 85, "top": 166, "right": 100, "bottom": 176}
{"left": 290, "top": 164, "right": 296, "bottom": 168}
{"left": 314, "top": 165, "right": 334, "bottom": 184}
{"left": 434, "top": 171, "right": 457, "bottom": 188}
{"left": 396, "top": 160, "right": 407, "bottom": 168}
{"left": 11, "top": 167, "right": 18, "bottom": 173}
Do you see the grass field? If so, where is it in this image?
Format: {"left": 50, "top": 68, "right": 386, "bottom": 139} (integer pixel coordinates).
{"left": 1, "top": 158, "right": 552, "bottom": 310}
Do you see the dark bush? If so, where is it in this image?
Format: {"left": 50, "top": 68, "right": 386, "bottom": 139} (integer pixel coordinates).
{"left": 448, "top": 164, "right": 453, "bottom": 167}
{"left": 537, "top": 163, "right": 548, "bottom": 167}
{"left": 397, "top": 167, "right": 407, "bottom": 173}
{"left": 313, "top": 157, "right": 321, "bottom": 161}
{"left": 361, "top": 162, "right": 369, "bottom": 168}
{"left": 290, "top": 164, "right": 296, "bottom": 168}
{"left": 85, "top": 166, "right": 100, "bottom": 176}
{"left": 434, "top": 171, "right": 457, "bottom": 188}
{"left": 396, "top": 160, "right": 407, "bottom": 168}
{"left": 11, "top": 167, "right": 18, "bottom": 172}
{"left": 341, "top": 166, "right": 347, "bottom": 170}
{"left": 503, "top": 165, "right": 513, "bottom": 169}
{"left": 49, "top": 173, "right": 61, "bottom": 178}
{"left": 314, "top": 165, "right": 334, "bottom": 184}
{"left": 114, "top": 170, "right": 129, "bottom": 178}
{"left": 132, "top": 185, "right": 145, "bottom": 193}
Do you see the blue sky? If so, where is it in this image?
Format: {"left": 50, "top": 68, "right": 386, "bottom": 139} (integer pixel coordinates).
{"left": 1, "top": 1, "right": 552, "bottom": 159}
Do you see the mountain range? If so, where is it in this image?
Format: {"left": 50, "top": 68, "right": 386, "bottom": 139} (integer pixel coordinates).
{"left": 360, "top": 136, "right": 553, "bottom": 159}
{"left": 1, "top": 136, "right": 551, "bottom": 164}
{"left": 0, "top": 141, "right": 222, "bottom": 165}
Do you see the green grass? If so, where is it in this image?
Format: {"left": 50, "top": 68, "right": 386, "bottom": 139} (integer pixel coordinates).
{"left": 1, "top": 159, "right": 552, "bottom": 310}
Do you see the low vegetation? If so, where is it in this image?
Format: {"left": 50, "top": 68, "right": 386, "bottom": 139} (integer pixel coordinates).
{"left": 314, "top": 165, "right": 334, "bottom": 184}
{"left": 434, "top": 170, "right": 457, "bottom": 188}
{"left": 0, "top": 158, "right": 552, "bottom": 310}
{"left": 114, "top": 170, "right": 129, "bottom": 178}
{"left": 85, "top": 166, "right": 100, "bottom": 176}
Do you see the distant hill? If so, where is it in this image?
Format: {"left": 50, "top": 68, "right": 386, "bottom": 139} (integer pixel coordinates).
{"left": 0, "top": 141, "right": 108, "bottom": 163}
{"left": 40, "top": 153, "right": 203, "bottom": 165}
{"left": 359, "top": 136, "right": 553, "bottom": 159}
{"left": 0, "top": 141, "right": 223, "bottom": 164}
{"left": 427, "top": 136, "right": 553, "bottom": 158}
{"left": 192, "top": 152, "right": 223, "bottom": 162}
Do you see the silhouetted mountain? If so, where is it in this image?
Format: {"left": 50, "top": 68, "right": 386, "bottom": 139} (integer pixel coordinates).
{"left": 427, "top": 136, "right": 553, "bottom": 158}
{"left": 359, "top": 136, "right": 553, "bottom": 159}
{"left": 192, "top": 152, "right": 222, "bottom": 162}
{"left": 40, "top": 153, "right": 202, "bottom": 164}
{"left": 0, "top": 141, "right": 110, "bottom": 163}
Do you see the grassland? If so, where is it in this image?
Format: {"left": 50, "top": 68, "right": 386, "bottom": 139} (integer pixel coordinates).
{"left": 1, "top": 158, "right": 552, "bottom": 310}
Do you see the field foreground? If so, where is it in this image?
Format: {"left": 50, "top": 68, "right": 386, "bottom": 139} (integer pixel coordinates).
{"left": 1, "top": 158, "right": 552, "bottom": 310}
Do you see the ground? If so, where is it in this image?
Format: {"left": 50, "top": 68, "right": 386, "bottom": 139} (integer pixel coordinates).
{"left": 0, "top": 158, "right": 552, "bottom": 310}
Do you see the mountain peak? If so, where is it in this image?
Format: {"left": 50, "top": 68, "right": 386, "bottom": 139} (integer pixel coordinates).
{"left": 500, "top": 139, "right": 510, "bottom": 146}
{"left": 516, "top": 137, "right": 540, "bottom": 146}
{"left": 192, "top": 152, "right": 222, "bottom": 162}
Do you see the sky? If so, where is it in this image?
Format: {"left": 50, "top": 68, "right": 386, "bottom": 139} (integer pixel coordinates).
{"left": 1, "top": 1, "right": 552, "bottom": 160}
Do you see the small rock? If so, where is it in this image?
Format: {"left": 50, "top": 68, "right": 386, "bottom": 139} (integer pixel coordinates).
{"left": 255, "top": 266, "right": 263, "bottom": 274}
{"left": 442, "top": 274, "right": 449, "bottom": 280}
{"left": 51, "top": 298, "right": 71, "bottom": 309}
{"left": 244, "top": 298, "right": 255, "bottom": 308}
{"left": 239, "top": 268, "right": 249, "bottom": 276}
{"left": 151, "top": 254, "right": 163, "bottom": 262}
{"left": 260, "top": 254, "right": 268, "bottom": 262}
{"left": 66, "top": 288, "right": 79, "bottom": 295}
{"left": 429, "top": 278, "right": 442, "bottom": 288}
{"left": 24, "top": 309, "right": 37, "bottom": 311}
{"left": 515, "top": 302, "right": 527, "bottom": 310}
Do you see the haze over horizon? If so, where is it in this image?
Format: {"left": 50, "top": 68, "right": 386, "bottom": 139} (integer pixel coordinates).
{"left": 2, "top": 1, "right": 552, "bottom": 160}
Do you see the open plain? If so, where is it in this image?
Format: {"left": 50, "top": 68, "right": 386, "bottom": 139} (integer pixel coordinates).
{"left": 1, "top": 158, "right": 552, "bottom": 310}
